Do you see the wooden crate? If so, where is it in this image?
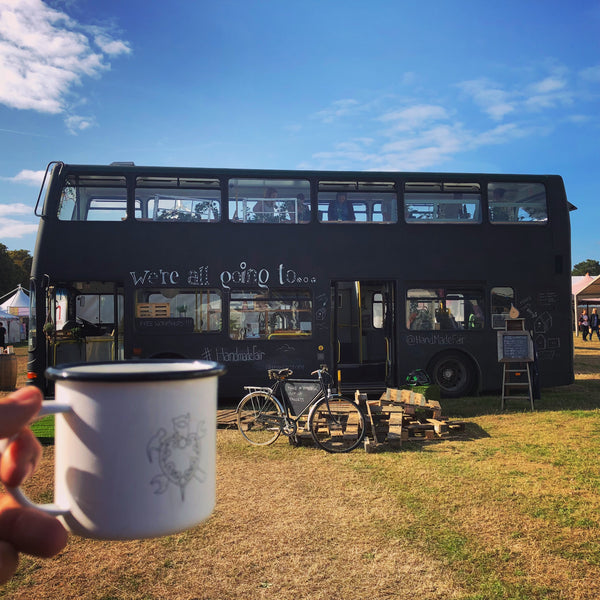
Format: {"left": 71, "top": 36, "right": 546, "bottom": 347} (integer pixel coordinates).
{"left": 357, "top": 389, "right": 466, "bottom": 452}
{"left": 136, "top": 303, "right": 170, "bottom": 318}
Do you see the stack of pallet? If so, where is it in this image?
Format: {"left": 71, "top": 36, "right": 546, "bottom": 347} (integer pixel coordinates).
{"left": 356, "top": 388, "right": 466, "bottom": 452}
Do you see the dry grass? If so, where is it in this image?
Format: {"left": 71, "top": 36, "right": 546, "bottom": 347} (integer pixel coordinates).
{"left": 2, "top": 337, "right": 600, "bottom": 599}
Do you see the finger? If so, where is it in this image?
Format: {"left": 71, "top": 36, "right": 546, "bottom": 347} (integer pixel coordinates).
{"left": 0, "top": 540, "right": 19, "bottom": 585}
{"left": 0, "top": 496, "right": 68, "bottom": 558}
{"left": 0, "top": 387, "right": 43, "bottom": 439}
{"left": 0, "top": 429, "right": 42, "bottom": 487}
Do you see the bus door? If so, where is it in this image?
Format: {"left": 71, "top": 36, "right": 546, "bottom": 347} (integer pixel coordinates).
{"left": 47, "top": 282, "right": 124, "bottom": 367}
{"left": 332, "top": 281, "right": 395, "bottom": 393}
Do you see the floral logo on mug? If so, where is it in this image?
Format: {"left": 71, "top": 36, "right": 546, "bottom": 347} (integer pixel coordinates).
{"left": 147, "top": 414, "right": 207, "bottom": 501}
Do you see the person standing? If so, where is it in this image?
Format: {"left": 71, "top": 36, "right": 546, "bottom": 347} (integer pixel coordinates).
{"left": 579, "top": 309, "right": 590, "bottom": 341}
{"left": 0, "top": 322, "right": 6, "bottom": 349}
{"left": 590, "top": 308, "right": 600, "bottom": 341}
{"left": 253, "top": 187, "right": 277, "bottom": 222}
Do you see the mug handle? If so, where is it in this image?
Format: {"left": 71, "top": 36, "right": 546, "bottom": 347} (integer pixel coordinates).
{"left": 1, "top": 401, "right": 72, "bottom": 517}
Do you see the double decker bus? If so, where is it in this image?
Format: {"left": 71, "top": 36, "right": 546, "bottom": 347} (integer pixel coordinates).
{"left": 28, "top": 161, "right": 574, "bottom": 399}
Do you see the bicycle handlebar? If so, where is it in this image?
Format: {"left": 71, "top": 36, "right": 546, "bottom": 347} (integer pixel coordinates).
{"left": 311, "top": 365, "right": 329, "bottom": 376}
{"left": 268, "top": 365, "right": 329, "bottom": 382}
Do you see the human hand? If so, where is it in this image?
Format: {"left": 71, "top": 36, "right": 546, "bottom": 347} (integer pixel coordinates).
{"left": 0, "top": 387, "right": 68, "bottom": 584}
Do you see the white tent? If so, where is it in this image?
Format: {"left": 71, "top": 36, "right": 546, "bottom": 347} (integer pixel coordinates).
{"left": 572, "top": 274, "right": 600, "bottom": 335}
{"left": 0, "top": 308, "right": 20, "bottom": 344}
{"left": 0, "top": 285, "right": 29, "bottom": 317}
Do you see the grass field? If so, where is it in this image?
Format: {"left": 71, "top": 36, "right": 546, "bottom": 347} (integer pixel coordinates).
{"left": 1, "top": 339, "right": 600, "bottom": 599}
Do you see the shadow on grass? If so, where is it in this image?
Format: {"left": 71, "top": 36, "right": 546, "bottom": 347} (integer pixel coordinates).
{"left": 370, "top": 421, "right": 491, "bottom": 454}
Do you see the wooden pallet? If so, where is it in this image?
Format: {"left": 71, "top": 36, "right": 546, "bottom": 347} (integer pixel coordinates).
{"left": 136, "top": 302, "right": 170, "bottom": 318}
{"left": 357, "top": 390, "right": 466, "bottom": 452}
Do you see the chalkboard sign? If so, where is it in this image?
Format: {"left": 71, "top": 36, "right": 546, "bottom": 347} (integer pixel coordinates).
{"left": 282, "top": 380, "right": 321, "bottom": 416}
{"left": 497, "top": 331, "right": 534, "bottom": 362}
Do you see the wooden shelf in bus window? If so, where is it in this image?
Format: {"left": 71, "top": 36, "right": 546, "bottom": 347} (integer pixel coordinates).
{"left": 136, "top": 303, "right": 170, "bottom": 318}
{"left": 267, "top": 331, "right": 311, "bottom": 339}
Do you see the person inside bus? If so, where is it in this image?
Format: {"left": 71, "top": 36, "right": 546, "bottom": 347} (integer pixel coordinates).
{"left": 0, "top": 387, "right": 69, "bottom": 583}
{"left": 294, "top": 193, "right": 311, "bottom": 223}
{"left": 490, "top": 187, "right": 515, "bottom": 222}
{"left": 328, "top": 192, "right": 355, "bottom": 222}
{"left": 468, "top": 303, "right": 484, "bottom": 329}
{"left": 252, "top": 187, "right": 277, "bottom": 222}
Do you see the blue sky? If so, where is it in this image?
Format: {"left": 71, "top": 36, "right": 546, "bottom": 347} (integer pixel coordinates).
{"left": 0, "top": 0, "right": 599, "bottom": 266}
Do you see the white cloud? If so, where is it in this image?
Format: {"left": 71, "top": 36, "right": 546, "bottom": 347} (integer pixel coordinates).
{"left": 314, "top": 99, "right": 362, "bottom": 123}
{"left": 94, "top": 33, "right": 131, "bottom": 56}
{"left": 566, "top": 114, "right": 591, "bottom": 124}
{"left": 380, "top": 105, "right": 448, "bottom": 132}
{"left": 469, "top": 123, "right": 531, "bottom": 148}
{"left": 3, "top": 170, "right": 45, "bottom": 186}
{"left": 459, "top": 73, "right": 575, "bottom": 119}
{"left": 65, "top": 114, "right": 96, "bottom": 135}
{"left": 530, "top": 76, "right": 566, "bottom": 95}
{"left": 377, "top": 124, "right": 468, "bottom": 171}
{"left": 0, "top": 218, "right": 38, "bottom": 238}
{"left": 308, "top": 64, "right": 597, "bottom": 172}
{"left": 580, "top": 65, "right": 600, "bottom": 82}
{"left": 457, "top": 79, "right": 515, "bottom": 121}
{"left": 0, "top": 203, "right": 32, "bottom": 216}
{"left": 524, "top": 75, "right": 573, "bottom": 110}
{"left": 0, "top": 0, "right": 130, "bottom": 120}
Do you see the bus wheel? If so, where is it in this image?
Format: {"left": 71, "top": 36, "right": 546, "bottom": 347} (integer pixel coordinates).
{"left": 429, "top": 352, "right": 475, "bottom": 398}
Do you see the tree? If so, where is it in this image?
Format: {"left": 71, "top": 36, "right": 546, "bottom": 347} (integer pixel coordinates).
{"left": 0, "top": 245, "right": 32, "bottom": 298}
{"left": 8, "top": 249, "right": 32, "bottom": 281}
{"left": 572, "top": 259, "right": 600, "bottom": 276}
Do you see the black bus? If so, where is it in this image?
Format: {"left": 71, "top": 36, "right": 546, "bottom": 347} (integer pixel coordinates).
{"left": 28, "top": 161, "right": 574, "bottom": 399}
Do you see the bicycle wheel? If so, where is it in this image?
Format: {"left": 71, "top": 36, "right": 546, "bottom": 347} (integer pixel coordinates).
{"left": 308, "top": 396, "right": 366, "bottom": 453}
{"left": 237, "top": 392, "right": 283, "bottom": 446}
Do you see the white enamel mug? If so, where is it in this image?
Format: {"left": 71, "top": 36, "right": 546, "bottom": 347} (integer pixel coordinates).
{"left": 6, "top": 360, "right": 225, "bottom": 540}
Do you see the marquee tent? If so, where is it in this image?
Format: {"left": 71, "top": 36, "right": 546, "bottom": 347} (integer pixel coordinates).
{"left": 0, "top": 285, "right": 29, "bottom": 317}
{"left": 0, "top": 308, "right": 20, "bottom": 344}
{"left": 572, "top": 274, "right": 600, "bottom": 334}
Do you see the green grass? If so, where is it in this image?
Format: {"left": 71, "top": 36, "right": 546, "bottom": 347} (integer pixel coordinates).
{"left": 8, "top": 337, "right": 600, "bottom": 599}
{"left": 30, "top": 415, "right": 55, "bottom": 441}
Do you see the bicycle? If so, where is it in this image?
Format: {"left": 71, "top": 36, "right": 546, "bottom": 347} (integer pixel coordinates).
{"left": 236, "top": 366, "right": 366, "bottom": 453}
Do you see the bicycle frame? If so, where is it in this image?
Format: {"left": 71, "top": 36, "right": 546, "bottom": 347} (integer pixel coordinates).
{"left": 237, "top": 366, "right": 367, "bottom": 452}
{"left": 242, "top": 383, "right": 316, "bottom": 432}
{"left": 241, "top": 368, "right": 340, "bottom": 435}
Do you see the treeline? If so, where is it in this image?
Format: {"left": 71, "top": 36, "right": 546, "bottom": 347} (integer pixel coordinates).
{"left": 0, "top": 244, "right": 32, "bottom": 298}
{"left": 572, "top": 259, "right": 600, "bottom": 276}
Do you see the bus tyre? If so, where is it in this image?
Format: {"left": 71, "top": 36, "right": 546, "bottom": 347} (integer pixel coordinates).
{"left": 429, "top": 352, "right": 475, "bottom": 398}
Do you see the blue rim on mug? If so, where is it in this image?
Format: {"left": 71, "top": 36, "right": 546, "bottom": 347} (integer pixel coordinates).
{"left": 45, "top": 360, "right": 227, "bottom": 382}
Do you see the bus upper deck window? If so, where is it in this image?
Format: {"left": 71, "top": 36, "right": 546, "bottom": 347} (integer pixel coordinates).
{"left": 488, "top": 183, "right": 547, "bottom": 223}
{"left": 228, "top": 179, "right": 311, "bottom": 223}
{"left": 135, "top": 177, "right": 222, "bottom": 222}
{"left": 404, "top": 182, "right": 481, "bottom": 223}
{"left": 57, "top": 176, "right": 127, "bottom": 221}
{"left": 318, "top": 181, "right": 397, "bottom": 223}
